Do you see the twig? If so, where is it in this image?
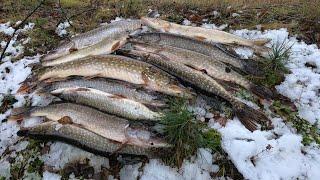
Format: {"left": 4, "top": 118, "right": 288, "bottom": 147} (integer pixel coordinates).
{"left": 57, "top": 0, "right": 74, "bottom": 29}
{"left": 0, "top": 0, "right": 46, "bottom": 61}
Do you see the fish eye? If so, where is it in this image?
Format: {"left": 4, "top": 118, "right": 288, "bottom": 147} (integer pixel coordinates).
{"left": 150, "top": 142, "right": 154, "bottom": 146}
{"left": 225, "top": 67, "right": 231, "bottom": 73}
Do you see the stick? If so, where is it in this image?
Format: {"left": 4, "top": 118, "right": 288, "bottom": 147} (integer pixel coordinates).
{"left": 0, "top": 0, "right": 46, "bottom": 61}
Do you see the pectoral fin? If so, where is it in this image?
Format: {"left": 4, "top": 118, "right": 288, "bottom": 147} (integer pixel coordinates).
{"left": 69, "top": 47, "right": 78, "bottom": 53}
{"left": 44, "top": 77, "right": 68, "bottom": 83}
{"left": 110, "top": 94, "right": 127, "bottom": 99}
{"left": 111, "top": 41, "right": 122, "bottom": 52}
{"left": 194, "top": 35, "right": 207, "bottom": 41}
{"left": 57, "top": 116, "right": 73, "bottom": 124}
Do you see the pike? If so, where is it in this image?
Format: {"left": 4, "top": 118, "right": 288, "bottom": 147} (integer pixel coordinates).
{"left": 42, "top": 20, "right": 142, "bottom": 61}
{"left": 141, "top": 17, "right": 270, "bottom": 55}
{"left": 50, "top": 87, "right": 162, "bottom": 120}
{"left": 130, "top": 42, "right": 273, "bottom": 99}
{"left": 41, "top": 34, "right": 127, "bottom": 66}
{"left": 121, "top": 49, "right": 273, "bottom": 131}
{"left": 17, "top": 121, "right": 169, "bottom": 157}
{"left": 19, "top": 55, "right": 190, "bottom": 97}
{"left": 130, "top": 32, "right": 264, "bottom": 76}
{"left": 11, "top": 103, "right": 169, "bottom": 148}
{"left": 34, "top": 78, "right": 165, "bottom": 107}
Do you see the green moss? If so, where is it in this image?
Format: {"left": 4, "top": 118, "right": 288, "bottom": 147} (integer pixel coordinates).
{"left": 161, "top": 98, "right": 221, "bottom": 166}
{"left": 10, "top": 140, "right": 44, "bottom": 179}
{"left": 272, "top": 101, "right": 320, "bottom": 145}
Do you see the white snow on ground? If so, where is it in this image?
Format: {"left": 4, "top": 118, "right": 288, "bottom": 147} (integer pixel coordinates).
{"left": 0, "top": 22, "right": 15, "bottom": 36}
{"left": 233, "top": 28, "right": 320, "bottom": 125}
{"left": 42, "top": 142, "right": 109, "bottom": 173}
{"left": 213, "top": 28, "right": 320, "bottom": 179}
{"left": 1, "top": 19, "right": 320, "bottom": 180}
{"left": 43, "top": 171, "right": 62, "bottom": 180}
{"left": 138, "top": 149, "right": 218, "bottom": 180}
{"left": 55, "top": 21, "right": 71, "bottom": 37}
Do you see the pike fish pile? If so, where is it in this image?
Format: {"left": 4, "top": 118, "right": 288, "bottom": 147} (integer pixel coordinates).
{"left": 13, "top": 17, "right": 274, "bottom": 158}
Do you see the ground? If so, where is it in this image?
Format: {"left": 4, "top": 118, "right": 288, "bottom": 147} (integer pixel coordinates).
{"left": 0, "top": 0, "right": 320, "bottom": 179}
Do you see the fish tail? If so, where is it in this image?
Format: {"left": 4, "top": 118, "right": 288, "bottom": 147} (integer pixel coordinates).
{"left": 17, "top": 75, "right": 38, "bottom": 94}
{"left": 234, "top": 102, "right": 273, "bottom": 131}
{"left": 249, "top": 84, "right": 274, "bottom": 100}
{"left": 8, "top": 107, "right": 33, "bottom": 121}
{"left": 17, "top": 128, "right": 30, "bottom": 137}
{"left": 251, "top": 38, "right": 272, "bottom": 46}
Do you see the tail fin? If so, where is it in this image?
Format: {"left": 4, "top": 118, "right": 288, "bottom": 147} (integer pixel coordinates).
{"left": 17, "top": 78, "right": 37, "bottom": 94}
{"left": 249, "top": 84, "right": 274, "bottom": 100}
{"left": 8, "top": 107, "right": 32, "bottom": 121}
{"left": 27, "top": 62, "right": 42, "bottom": 70}
{"left": 234, "top": 103, "right": 273, "bottom": 132}
{"left": 252, "top": 38, "right": 271, "bottom": 46}
{"left": 17, "top": 128, "right": 29, "bottom": 137}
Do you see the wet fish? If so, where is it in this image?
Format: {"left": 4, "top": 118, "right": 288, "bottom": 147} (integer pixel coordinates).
{"left": 21, "top": 55, "right": 189, "bottom": 97}
{"left": 36, "top": 78, "right": 165, "bottom": 107}
{"left": 130, "top": 42, "right": 273, "bottom": 99}
{"left": 130, "top": 32, "right": 264, "bottom": 76}
{"left": 141, "top": 17, "right": 270, "bottom": 54}
{"left": 12, "top": 103, "right": 169, "bottom": 148}
{"left": 51, "top": 87, "right": 162, "bottom": 120}
{"left": 41, "top": 34, "right": 127, "bottom": 66}
{"left": 17, "top": 121, "right": 169, "bottom": 157}
{"left": 121, "top": 49, "right": 272, "bottom": 131}
{"left": 42, "top": 20, "right": 142, "bottom": 61}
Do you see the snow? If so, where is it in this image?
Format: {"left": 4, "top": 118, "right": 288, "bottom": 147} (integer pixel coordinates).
{"left": 0, "top": 22, "right": 15, "bottom": 36}
{"left": 233, "top": 28, "right": 320, "bottom": 125}
{"left": 213, "top": 28, "right": 320, "bottom": 179}
{"left": 182, "top": 19, "right": 192, "bottom": 26}
{"left": 41, "top": 142, "right": 109, "bottom": 173}
{"left": 201, "top": 23, "right": 228, "bottom": 31}
{"left": 55, "top": 21, "right": 71, "bottom": 37}
{"left": 120, "top": 163, "right": 142, "bottom": 180}
{"left": 232, "top": 13, "right": 240, "bottom": 17}
{"left": 43, "top": 171, "right": 62, "bottom": 180}
{"left": 119, "top": 148, "right": 218, "bottom": 180}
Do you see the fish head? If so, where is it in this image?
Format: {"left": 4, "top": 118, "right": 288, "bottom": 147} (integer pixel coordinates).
{"left": 41, "top": 41, "right": 74, "bottom": 61}
{"left": 141, "top": 17, "right": 171, "bottom": 32}
{"left": 131, "top": 43, "right": 159, "bottom": 54}
{"left": 129, "top": 33, "right": 162, "bottom": 44}
{"left": 125, "top": 127, "right": 170, "bottom": 148}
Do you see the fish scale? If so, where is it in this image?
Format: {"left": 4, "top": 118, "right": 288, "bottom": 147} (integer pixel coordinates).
{"left": 37, "top": 78, "right": 165, "bottom": 107}
{"left": 51, "top": 87, "right": 162, "bottom": 120}
{"left": 17, "top": 121, "right": 166, "bottom": 157}
{"left": 27, "top": 103, "right": 168, "bottom": 147}
{"left": 122, "top": 49, "right": 272, "bottom": 131}
{"left": 131, "top": 32, "right": 264, "bottom": 76}
{"left": 36, "top": 55, "right": 188, "bottom": 97}
{"left": 42, "top": 20, "right": 142, "bottom": 61}
{"left": 131, "top": 42, "right": 252, "bottom": 90}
